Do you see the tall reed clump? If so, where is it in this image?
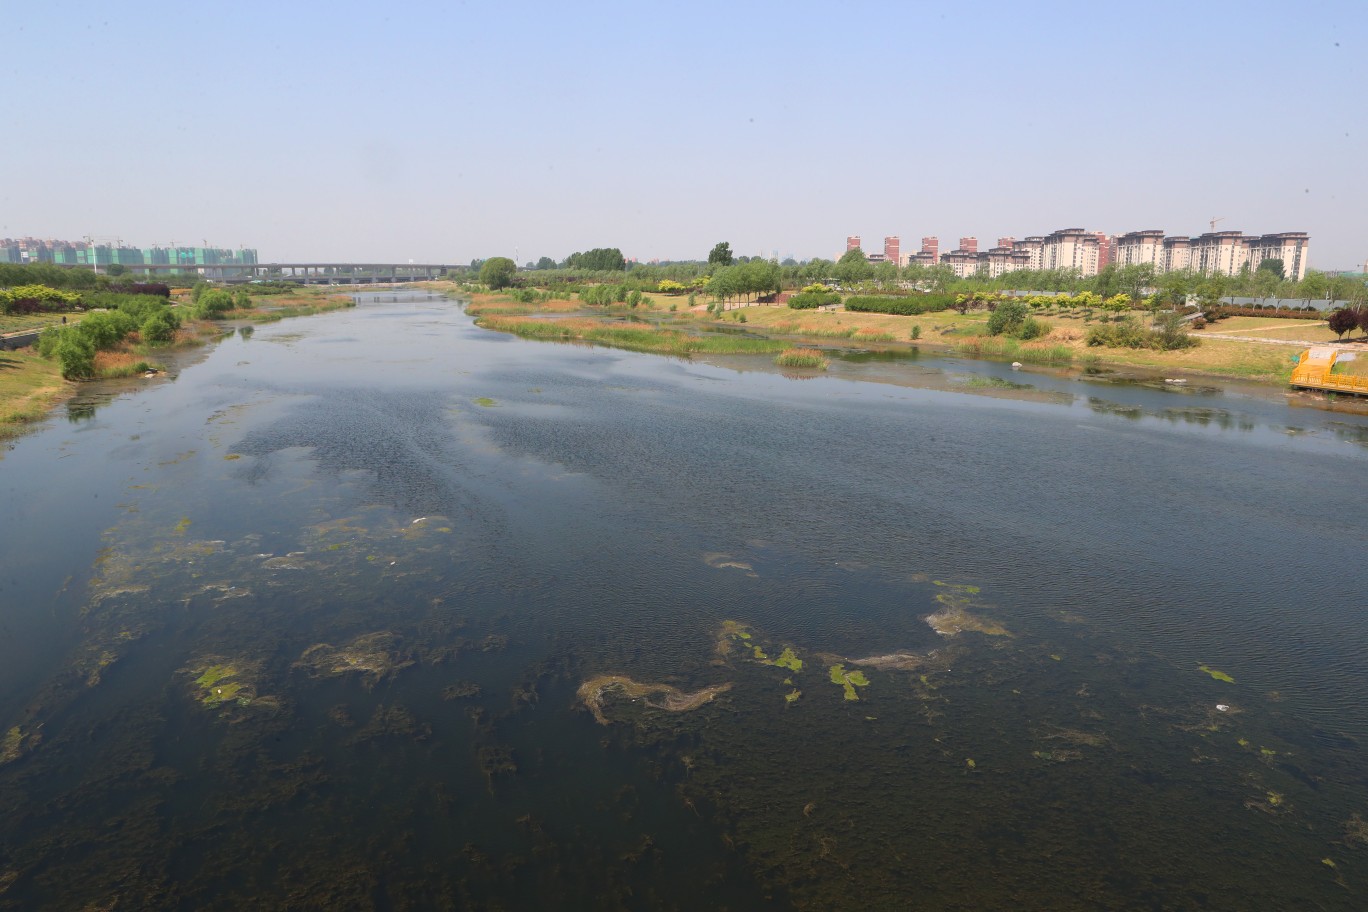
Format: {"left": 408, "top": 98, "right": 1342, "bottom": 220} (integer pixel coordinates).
{"left": 954, "top": 336, "right": 1074, "bottom": 363}
{"left": 475, "top": 315, "right": 785, "bottom": 357}
{"left": 774, "top": 348, "right": 829, "bottom": 369}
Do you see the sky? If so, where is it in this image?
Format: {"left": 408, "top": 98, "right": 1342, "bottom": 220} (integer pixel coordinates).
{"left": 5, "top": 0, "right": 1366, "bottom": 269}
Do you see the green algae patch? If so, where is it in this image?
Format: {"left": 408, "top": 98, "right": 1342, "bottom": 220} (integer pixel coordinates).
{"left": 785, "top": 689, "right": 802, "bottom": 704}
{"left": 769, "top": 647, "right": 803, "bottom": 673}
{"left": 578, "top": 675, "right": 733, "bottom": 725}
{"left": 223, "top": 453, "right": 241, "bottom": 460}
{"left": 473, "top": 397, "right": 497, "bottom": 407}
{"left": 173, "top": 516, "right": 192, "bottom": 535}
{"left": 1198, "top": 664, "right": 1236, "bottom": 683}
{"left": 828, "top": 664, "right": 870, "bottom": 701}
{"left": 184, "top": 660, "right": 258, "bottom": 709}
{"left": 751, "top": 645, "right": 770, "bottom": 661}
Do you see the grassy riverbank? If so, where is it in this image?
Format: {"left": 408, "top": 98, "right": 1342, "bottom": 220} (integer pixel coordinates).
{"left": 451, "top": 284, "right": 1332, "bottom": 385}
{"left": 474, "top": 314, "right": 785, "bottom": 357}
{"left": 0, "top": 348, "right": 71, "bottom": 436}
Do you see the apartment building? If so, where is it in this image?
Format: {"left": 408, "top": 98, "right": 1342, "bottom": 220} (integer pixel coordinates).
{"left": 1115, "top": 230, "right": 1165, "bottom": 268}
{"left": 941, "top": 248, "right": 982, "bottom": 278}
{"left": 884, "top": 236, "right": 900, "bottom": 266}
{"left": 1040, "top": 228, "right": 1099, "bottom": 275}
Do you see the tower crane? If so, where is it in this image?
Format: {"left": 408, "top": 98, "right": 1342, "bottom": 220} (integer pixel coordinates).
{"left": 1209, "top": 216, "right": 1226, "bottom": 231}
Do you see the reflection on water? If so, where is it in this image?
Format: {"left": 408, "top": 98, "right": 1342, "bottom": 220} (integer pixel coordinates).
{"left": 1, "top": 291, "right": 1366, "bottom": 909}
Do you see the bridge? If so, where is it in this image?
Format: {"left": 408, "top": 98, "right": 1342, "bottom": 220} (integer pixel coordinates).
{"left": 114, "top": 263, "right": 461, "bottom": 285}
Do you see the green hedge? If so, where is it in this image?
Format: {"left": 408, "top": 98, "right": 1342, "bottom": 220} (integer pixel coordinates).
{"left": 787, "top": 291, "right": 840, "bottom": 309}
{"left": 843, "top": 294, "right": 954, "bottom": 315}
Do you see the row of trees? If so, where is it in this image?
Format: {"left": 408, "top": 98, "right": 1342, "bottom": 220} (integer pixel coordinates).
{"left": 37, "top": 289, "right": 182, "bottom": 377}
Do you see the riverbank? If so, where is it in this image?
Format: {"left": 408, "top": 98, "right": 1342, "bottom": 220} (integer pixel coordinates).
{"left": 0, "top": 286, "right": 357, "bottom": 443}
{"left": 449, "top": 285, "right": 1366, "bottom": 390}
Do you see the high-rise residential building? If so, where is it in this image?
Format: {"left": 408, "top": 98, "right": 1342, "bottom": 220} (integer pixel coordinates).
{"left": 1040, "top": 228, "right": 1100, "bottom": 276}
{"left": 958, "top": 237, "right": 978, "bottom": 254}
{"left": 1189, "top": 231, "right": 1248, "bottom": 277}
{"left": 1161, "top": 236, "right": 1191, "bottom": 274}
{"left": 920, "top": 237, "right": 939, "bottom": 264}
{"left": 846, "top": 235, "right": 862, "bottom": 253}
{"left": 884, "top": 236, "right": 900, "bottom": 266}
{"left": 996, "top": 237, "right": 1015, "bottom": 249}
{"left": 1244, "top": 232, "right": 1309, "bottom": 280}
{"left": 1015, "top": 237, "right": 1045, "bottom": 271}
{"left": 1096, "top": 233, "right": 1115, "bottom": 270}
{"left": 983, "top": 247, "right": 1027, "bottom": 278}
{"left": 942, "top": 247, "right": 982, "bottom": 278}
{"left": 1115, "top": 230, "right": 1165, "bottom": 268}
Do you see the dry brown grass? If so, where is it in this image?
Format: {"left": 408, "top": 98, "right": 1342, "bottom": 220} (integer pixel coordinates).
{"left": 0, "top": 349, "right": 71, "bottom": 435}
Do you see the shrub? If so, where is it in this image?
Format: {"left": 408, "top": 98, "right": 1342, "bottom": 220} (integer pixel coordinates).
{"left": 234, "top": 289, "right": 253, "bottom": 310}
{"left": 140, "top": 309, "right": 181, "bottom": 344}
{"left": 987, "top": 300, "right": 1028, "bottom": 336}
{"left": 1016, "top": 317, "right": 1049, "bottom": 341}
{"left": 194, "top": 289, "right": 235, "bottom": 318}
{"left": 788, "top": 291, "right": 840, "bottom": 309}
{"left": 126, "top": 283, "right": 171, "bottom": 298}
{"left": 77, "top": 310, "right": 138, "bottom": 349}
{"left": 56, "top": 332, "right": 97, "bottom": 379}
{"left": 844, "top": 294, "right": 954, "bottom": 315}
{"left": 910, "top": 324, "right": 922, "bottom": 340}
{"left": 627, "top": 289, "right": 643, "bottom": 308}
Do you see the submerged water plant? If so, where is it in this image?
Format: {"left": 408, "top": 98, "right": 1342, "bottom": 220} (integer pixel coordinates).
{"left": 1198, "top": 664, "right": 1236, "bottom": 683}
{"left": 827, "top": 664, "right": 870, "bottom": 701}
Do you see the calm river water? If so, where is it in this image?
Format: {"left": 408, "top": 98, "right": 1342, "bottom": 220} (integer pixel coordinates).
{"left": 2, "top": 290, "right": 1366, "bottom": 910}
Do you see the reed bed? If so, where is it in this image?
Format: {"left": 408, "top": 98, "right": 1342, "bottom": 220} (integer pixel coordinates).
{"left": 953, "top": 336, "right": 1075, "bottom": 363}
{"left": 774, "top": 348, "right": 829, "bottom": 369}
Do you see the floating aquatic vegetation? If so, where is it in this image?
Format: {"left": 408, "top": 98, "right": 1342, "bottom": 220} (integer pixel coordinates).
{"left": 577, "top": 675, "right": 733, "bottom": 725}
{"left": 925, "top": 585, "right": 1010, "bottom": 638}
{"left": 473, "top": 397, "right": 497, "bottom": 407}
{"left": 183, "top": 658, "right": 259, "bottom": 709}
{"left": 827, "top": 664, "right": 870, "bottom": 701}
{"left": 785, "top": 689, "right": 801, "bottom": 704}
{"left": 714, "top": 620, "right": 752, "bottom": 656}
{"left": 1, "top": 726, "right": 38, "bottom": 765}
{"left": 768, "top": 647, "right": 803, "bottom": 673}
{"left": 1198, "top": 664, "right": 1236, "bottom": 683}
{"left": 294, "top": 632, "right": 415, "bottom": 688}
{"left": 441, "top": 681, "right": 482, "bottom": 701}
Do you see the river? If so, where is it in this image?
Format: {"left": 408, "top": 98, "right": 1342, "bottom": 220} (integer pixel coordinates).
{"left": 1, "top": 290, "right": 1366, "bottom": 909}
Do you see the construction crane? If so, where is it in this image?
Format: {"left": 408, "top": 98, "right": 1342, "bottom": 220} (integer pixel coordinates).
{"left": 1209, "top": 216, "right": 1226, "bottom": 231}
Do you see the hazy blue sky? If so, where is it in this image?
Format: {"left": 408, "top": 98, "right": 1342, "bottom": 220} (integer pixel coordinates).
{"left": 6, "top": 0, "right": 1365, "bottom": 268}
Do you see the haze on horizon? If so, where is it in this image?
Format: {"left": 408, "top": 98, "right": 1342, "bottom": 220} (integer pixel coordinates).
{"left": 6, "top": 0, "right": 1365, "bottom": 269}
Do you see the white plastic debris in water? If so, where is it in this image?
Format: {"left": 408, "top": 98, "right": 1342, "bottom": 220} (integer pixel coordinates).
{"left": 411, "top": 517, "right": 427, "bottom": 524}
{"left": 1011, "top": 362, "right": 1022, "bottom": 369}
{"left": 1216, "top": 704, "right": 1230, "bottom": 712}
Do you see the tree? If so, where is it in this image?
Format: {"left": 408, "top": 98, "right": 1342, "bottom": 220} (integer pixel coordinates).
{"left": 565, "top": 248, "right": 626, "bottom": 271}
{"left": 535, "top": 257, "right": 556, "bottom": 270}
{"left": 1328, "top": 308, "right": 1359, "bottom": 339}
{"left": 1359, "top": 307, "right": 1368, "bottom": 337}
{"left": 987, "top": 299, "right": 1028, "bottom": 336}
{"left": 106, "top": 263, "right": 127, "bottom": 277}
{"left": 479, "top": 257, "right": 517, "bottom": 290}
{"left": 833, "top": 248, "right": 873, "bottom": 286}
{"left": 708, "top": 242, "right": 734, "bottom": 269}
{"left": 1256, "top": 258, "right": 1285, "bottom": 281}
{"left": 1299, "top": 270, "right": 1329, "bottom": 304}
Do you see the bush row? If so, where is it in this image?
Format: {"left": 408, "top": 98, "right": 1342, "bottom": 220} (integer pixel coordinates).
{"left": 787, "top": 291, "right": 840, "bottom": 310}
{"left": 1209, "top": 305, "right": 1327, "bottom": 321}
{"left": 844, "top": 294, "right": 955, "bottom": 315}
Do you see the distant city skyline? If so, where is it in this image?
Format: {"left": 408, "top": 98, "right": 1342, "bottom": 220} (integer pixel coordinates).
{"left": 5, "top": 1, "right": 1365, "bottom": 270}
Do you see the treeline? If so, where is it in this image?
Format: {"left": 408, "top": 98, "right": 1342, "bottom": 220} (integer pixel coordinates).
{"left": 474, "top": 246, "right": 1365, "bottom": 307}
{"left": 0, "top": 262, "right": 205, "bottom": 292}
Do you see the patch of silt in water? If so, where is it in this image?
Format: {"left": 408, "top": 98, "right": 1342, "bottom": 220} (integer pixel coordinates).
{"left": 577, "top": 675, "right": 734, "bottom": 725}
{"left": 293, "top": 631, "right": 416, "bottom": 689}
{"left": 925, "top": 580, "right": 1011, "bottom": 637}
{"left": 583, "top": 605, "right": 1368, "bottom": 910}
